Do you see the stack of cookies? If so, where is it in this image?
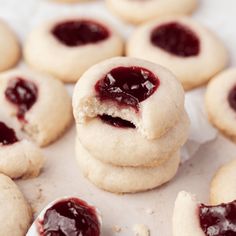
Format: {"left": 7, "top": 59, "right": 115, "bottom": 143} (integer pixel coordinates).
{"left": 73, "top": 57, "right": 190, "bottom": 194}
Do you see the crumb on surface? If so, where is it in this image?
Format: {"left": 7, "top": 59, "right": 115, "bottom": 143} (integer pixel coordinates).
{"left": 112, "top": 225, "right": 122, "bottom": 233}
{"left": 133, "top": 224, "right": 150, "bottom": 236}
{"left": 145, "top": 208, "right": 155, "bottom": 215}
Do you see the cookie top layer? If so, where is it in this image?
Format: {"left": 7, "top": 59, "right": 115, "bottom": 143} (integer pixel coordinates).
{"left": 73, "top": 57, "right": 185, "bottom": 140}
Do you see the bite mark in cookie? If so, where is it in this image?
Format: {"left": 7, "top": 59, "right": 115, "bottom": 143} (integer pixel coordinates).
{"left": 0, "top": 121, "right": 19, "bottom": 145}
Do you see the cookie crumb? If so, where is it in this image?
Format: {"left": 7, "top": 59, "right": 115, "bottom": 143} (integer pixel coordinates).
{"left": 133, "top": 224, "right": 150, "bottom": 236}
{"left": 112, "top": 225, "right": 122, "bottom": 233}
{"left": 146, "top": 208, "right": 154, "bottom": 215}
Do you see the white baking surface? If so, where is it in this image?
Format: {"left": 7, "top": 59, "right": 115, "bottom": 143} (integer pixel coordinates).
{"left": 0, "top": 0, "right": 236, "bottom": 235}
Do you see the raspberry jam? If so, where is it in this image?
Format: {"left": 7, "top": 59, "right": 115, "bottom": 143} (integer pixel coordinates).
{"left": 40, "top": 198, "right": 100, "bottom": 236}
{"left": 228, "top": 86, "right": 236, "bottom": 111}
{"left": 99, "top": 114, "right": 135, "bottom": 129}
{"left": 199, "top": 200, "right": 236, "bottom": 236}
{"left": 52, "top": 20, "right": 109, "bottom": 47}
{"left": 95, "top": 66, "right": 159, "bottom": 111}
{"left": 151, "top": 22, "right": 200, "bottom": 57}
{"left": 5, "top": 78, "right": 38, "bottom": 120}
{"left": 0, "top": 122, "right": 18, "bottom": 145}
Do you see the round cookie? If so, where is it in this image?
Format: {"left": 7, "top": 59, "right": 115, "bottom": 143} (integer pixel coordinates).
{"left": 210, "top": 158, "right": 236, "bottom": 205}
{"left": 73, "top": 57, "right": 185, "bottom": 140}
{"left": 205, "top": 68, "right": 236, "bottom": 142}
{"left": 24, "top": 16, "right": 124, "bottom": 83}
{"left": 0, "top": 173, "right": 32, "bottom": 236}
{"left": 77, "top": 111, "right": 189, "bottom": 167}
{"left": 0, "top": 69, "right": 72, "bottom": 147}
{"left": 106, "top": 0, "right": 197, "bottom": 24}
{"left": 173, "top": 191, "right": 236, "bottom": 236}
{"left": 75, "top": 140, "right": 180, "bottom": 193}
{"left": 127, "top": 16, "right": 228, "bottom": 90}
{"left": 0, "top": 118, "right": 44, "bottom": 179}
{"left": 0, "top": 19, "right": 21, "bottom": 72}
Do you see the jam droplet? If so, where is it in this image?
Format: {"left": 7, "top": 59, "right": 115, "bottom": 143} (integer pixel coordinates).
{"left": 52, "top": 20, "right": 110, "bottom": 47}
{"left": 228, "top": 86, "right": 236, "bottom": 111}
{"left": 5, "top": 78, "right": 38, "bottom": 120}
{"left": 41, "top": 198, "right": 100, "bottom": 236}
{"left": 199, "top": 200, "right": 236, "bottom": 236}
{"left": 151, "top": 22, "right": 200, "bottom": 57}
{"left": 0, "top": 122, "right": 18, "bottom": 146}
{"left": 99, "top": 114, "right": 135, "bottom": 129}
{"left": 95, "top": 66, "right": 159, "bottom": 111}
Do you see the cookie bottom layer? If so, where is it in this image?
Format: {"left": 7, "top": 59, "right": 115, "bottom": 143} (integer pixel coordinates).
{"left": 75, "top": 139, "right": 180, "bottom": 194}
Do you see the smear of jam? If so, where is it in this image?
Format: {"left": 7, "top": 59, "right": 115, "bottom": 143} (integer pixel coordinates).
{"left": 228, "top": 86, "right": 236, "bottom": 111}
{"left": 5, "top": 78, "right": 38, "bottom": 121}
{"left": 151, "top": 22, "right": 200, "bottom": 57}
{"left": 99, "top": 114, "right": 135, "bottom": 129}
{"left": 95, "top": 66, "right": 159, "bottom": 111}
{"left": 0, "top": 122, "right": 19, "bottom": 145}
{"left": 52, "top": 20, "right": 109, "bottom": 47}
{"left": 199, "top": 200, "right": 236, "bottom": 236}
{"left": 40, "top": 198, "right": 100, "bottom": 236}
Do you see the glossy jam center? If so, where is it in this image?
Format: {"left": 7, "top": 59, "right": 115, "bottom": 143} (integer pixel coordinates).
{"left": 228, "top": 86, "right": 236, "bottom": 111}
{"left": 5, "top": 78, "right": 38, "bottom": 120}
{"left": 52, "top": 20, "right": 109, "bottom": 47}
{"left": 41, "top": 198, "right": 100, "bottom": 236}
{"left": 99, "top": 114, "right": 135, "bottom": 129}
{"left": 95, "top": 66, "right": 159, "bottom": 111}
{"left": 151, "top": 22, "right": 200, "bottom": 57}
{"left": 0, "top": 122, "right": 18, "bottom": 146}
{"left": 199, "top": 200, "right": 236, "bottom": 236}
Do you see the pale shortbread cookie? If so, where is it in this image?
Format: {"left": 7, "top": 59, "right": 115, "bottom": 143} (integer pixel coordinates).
{"left": 210, "top": 158, "right": 236, "bottom": 205}
{"left": 106, "top": 0, "right": 197, "bottom": 24}
{"left": 0, "top": 19, "right": 21, "bottom": 72}
{"left": 173, "top": 191, "right": 236, "bottom": 236}
{"left": 0, "top": 69, "right": 72, "bottom": 147}
{"left": 77, "top": 111, "right": 189, "bottom": 167}
{"left": 173, "top": 191, "right": 205, "bottom": 236}
{"left": 24, "top": 16, "right": 124, "bottom": 83}
{"left": 0, "top": 174, "right": 32, "bottom": 236}
{"left": 73, "top": 57, "right": 185, "bottom": 140}
{"left": 127, "top": 16, "right": 228, "bottom": 90}
{"left": 0, "top": 140, "right": 44, "bottom": 179}
{"left": 206, "top": 68, "right": 236, "bottom": 142}
{"left": 75, "top": 140, "right": 180, "bottom": 193}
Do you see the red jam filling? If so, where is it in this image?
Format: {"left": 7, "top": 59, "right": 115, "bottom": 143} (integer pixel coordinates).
{"left": 199, "top": 200, "right": 236, "bottom": 236}
{"left": 99, "top": 114, "right": 135, "bottom": 129}
{"left": 228, "top": 86, "right": 236, "bottom": 111}
{"left": 52, "top": 20, "right": 109, "bottom": 47}
{"left": 0, "top": 122, "right": 18, "bottom": 145}
{"left": 5, "top": 78, "right": 38, "bottom": 120}
{"left": 95, "top": 66, "right": 159, "bottom": 111}
{"left": 40, "top": 198, "right": 100, "bottom": 236}
{"left": 151, "top": 22, "right": 200, "bottom": 57}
